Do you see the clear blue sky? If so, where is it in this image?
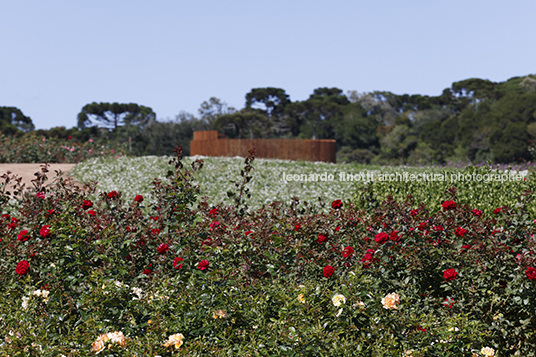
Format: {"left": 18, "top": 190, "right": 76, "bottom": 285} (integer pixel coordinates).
{"left": 1, "top": 0, "right": 535, "bottom": 130}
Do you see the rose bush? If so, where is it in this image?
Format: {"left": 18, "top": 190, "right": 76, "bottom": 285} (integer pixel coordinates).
{"left": 0, "top": 147, "right": 535, "bottom": 356}
{"left": 0, "top": 131, "right": 126, "bottom": 163}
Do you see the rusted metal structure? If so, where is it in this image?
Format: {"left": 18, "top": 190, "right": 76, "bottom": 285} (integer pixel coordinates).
{"left": 190, "top": 131, "right": 336, "bottom": 163}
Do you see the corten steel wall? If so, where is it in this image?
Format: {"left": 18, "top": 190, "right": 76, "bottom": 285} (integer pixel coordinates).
{"left": 190, "top": 131, "right": 336, "bottom": 163}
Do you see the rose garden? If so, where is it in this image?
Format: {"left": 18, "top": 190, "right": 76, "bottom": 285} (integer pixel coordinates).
{"left": 1, "top": 146, "right": 536, "bottom": 356}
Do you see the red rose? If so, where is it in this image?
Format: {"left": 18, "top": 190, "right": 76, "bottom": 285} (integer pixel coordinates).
{"left": 82, "top": 200, "right": 93, "bottom": 210}
{"left": 157, "top": 243, "right": 169, "bottom": 255}
{"left": 245, "top": 230, "right": 253, "bottom": 236}
{"left": 323, "top": 265, "right": 334, "bottom": 278}
{"left": 197, "top": 260, "right": 210, "bottom": 271}
{"left": 317, "top": 234, "right": 329, "bottom": 244}
{"left": 331, "top": 199, "right": 343, "bottom": 209}
{"left": 460, "top": 244, "right": 471, "bottom": 251}
{"left": 525, "top": 267, "right": 536, "bottom": 281}
{"left": 209, "top": 208, "right": 218, "bottom": 216}
{"left": 17, "top": 230, "right": 29, "bottom": 242}
{"left": 16, "top": 260, "right": 29, "bottom": 276}
{"left": 107, "top": 191, "right": 119, "bottom": 198}
{"left": 294, "top": 224, "right": 301, "bottom": 231}
{"left": 209, "top": 221, "right": 219, "bottom": 229}
{"left": 334, "top": 226, "right": 341, "bottom": 232}
{"left": 442, "top": 200, "right": 456, "bottom": 211}
{"left": 443, "top": 297, "right": 455, "bottom": 308}
{"left": 342, "top": 246, "right": 354, "bottom": 258}
{"left": 8, "top": 217, "right": 19, "bottom": 230}
{"left": 433, "top": 225, "right": 443, "bottom": 231}
{"left": 389, "top": 231, "right": 401, "bottom": 242}
{"left": 46, "top": 209, "right": 54, "bottom": 217}
{"left": 443, "top": 268, "right": 458, "bottom": 282}
{"left": 374, "top": 232, "right": 389, "bottom": 244}
{"left": 134, "top": 195, "right": 143, "bottom": 203}
{"left": 151, "top": 228, "right": 160, "bottom": 236}
{"left": 143, "top": 269, "right": 152, "bottom": 275}
{"left": 410, "top": 209, "right": 418, "bottom": 216}
{"left": 362, "top": 252, "right": 373, "bottom": 261}
{"left": 454, "top": 227, "right": 467, "bottom": 237}
{"left": 87, "top": 210, "right": 96, "bottom": 216}
{"left": 471, "top": 209, "right": 483, "bottom": 217}
{"left": 39, "top": 225, "right": 51, "bottom": 238}
{"left": 493, "top": 207, "right": 502, "bottom": 214}
{"left": 173, "top": 257, "right": 184, "bottom": 270}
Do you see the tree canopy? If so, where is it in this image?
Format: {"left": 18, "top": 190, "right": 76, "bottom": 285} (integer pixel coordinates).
{"left": 4, "top": 74, "right": 536, "bottom": 164}
{"left": 0, "top": 106, "right": 34, "bottom": 135}
{"left": 245, "top": 87, "right": 290, "bottom": 118}
{"left": 77, "top": 102, "right": 156, "bottom": 129}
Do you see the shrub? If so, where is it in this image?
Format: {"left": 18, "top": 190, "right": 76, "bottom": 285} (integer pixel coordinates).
{"left": 0, "top": 132, "right": 127, "bottom": 163}
{"left": 0, "top": 146, "right": 535, "bottom": 356}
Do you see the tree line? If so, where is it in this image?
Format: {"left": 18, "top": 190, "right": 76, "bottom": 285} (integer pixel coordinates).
{"left": 2, "top": 74, "right": 536, "bottom": 164}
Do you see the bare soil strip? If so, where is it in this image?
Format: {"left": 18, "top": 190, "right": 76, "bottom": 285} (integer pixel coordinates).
{"left": 0, "top": 163, "right": 78, "bottom": 190}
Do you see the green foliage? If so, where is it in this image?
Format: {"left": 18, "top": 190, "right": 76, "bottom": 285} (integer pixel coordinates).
{"left": 78, "top": 102, "right": 156, "bottom": 129}
{"left": 289, "top": 87, "right": 350, "bottom": 140}
{"left": 245, "top": 87, "right": 290, "bottom": 119}
{"left": 352, "top": 165, "right": 536, "bottom": 217}
{"left": 212, "top": 111, "right": 271, "bottom": 139}
{"left": 0, "top": 132, "right": 126, "bottom": 163}
{"left": 133, "top": 113, "right": 208, "bottom": 156}
{"left": 0, "top": 106, "right": 35, "bottom": 135}
{"left": 6, "top": 74, "right": 536, "bottom": 165}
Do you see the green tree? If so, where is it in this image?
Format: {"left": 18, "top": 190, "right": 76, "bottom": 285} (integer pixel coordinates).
{"left": 245, "top": 87, "right": 291, "bottom": 136}
{"left": 0, "top": 106, "right": 34, "bottom": 134}
{"left": 212, "top": 111, "right": 271, "bottom": 139}
{"left": 451, "top": 78, "right": 502, "bottom": 100}
{"left": 334, "top": 102, "right": 379, "bottom": 150}
{"left": 245, "top": 87, "right": 290, "bottom": 117}
{"left": 490, "top": 121, "right": 530, "bottom": 162}
{"left": 198, "top": 97, "right": 235, "bottom": 127}
{"left": 285, "top": 87, "right": 349, "bottom": 139}
{"left": 77, "top": 102, "right": 156, "bottom": 129}
{"left": 138, "top": 112, "right": 206, "bottom": 156}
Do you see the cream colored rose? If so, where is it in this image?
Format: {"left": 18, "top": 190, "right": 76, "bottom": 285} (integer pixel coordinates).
{"left": 480, "top": 347, "right": 495, "bottom": 356}
{"left": 22, "top": 296, "right": 30, "bottom": 310}
{"left": 163, "top": 333, "right": 185, "bottom": 349}
{"left": 91, "top": 331, "right": 125, "bottom": 353}
{"left": 108, "top": 331, "right": 126, "bottom": 347}
{"left": 91, "top": 334, "right": 109, "bottom": 353}
{"left": 131, "top": 287, "right": 143, "bottom": 300}
{"left": 381, "top": 292, "right": 400, "bottom": 310}
{"left": 332, "top": 294, "right": 346, "bottom": 307}
{"left": 212, "top": 309, "right": 228, "bottom": 319}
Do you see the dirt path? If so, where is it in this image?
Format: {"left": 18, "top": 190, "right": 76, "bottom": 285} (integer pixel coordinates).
{"left": 0, "top": 163, "right": 78, "bottom": 190}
